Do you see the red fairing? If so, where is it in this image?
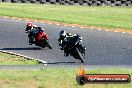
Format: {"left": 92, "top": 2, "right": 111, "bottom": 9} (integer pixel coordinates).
{"left": 37, "top": 32, "right": 48, "bottom": 40}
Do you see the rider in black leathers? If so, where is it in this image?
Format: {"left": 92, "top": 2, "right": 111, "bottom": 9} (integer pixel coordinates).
{"left": 58, "top": 30, "right": 85, "bottom": 57}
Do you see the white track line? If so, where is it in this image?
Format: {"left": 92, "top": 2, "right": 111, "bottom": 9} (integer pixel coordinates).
{"left": 80, "top": 27, "right": 84, "bottom": 29}
{"left": 105, "top": 30, "right": 109, "bottom": 32}
{"left": 26, "top": 20, "right": 29, "bottom": 21}
{"left": 0, "top": 50, "right": 47, "bottom": 65}
{"left": 98, "top": 29, "right": 102, "bottom": 31}
{"left": 40, "top": 22, "right": 44, "bottom": 23}
{"left": 122, "top": 32, "right": 126, "bottom": 34}
{"left": 72, "top": 26, "right": 75, "bottom": 28}
{"left": 33, "top": 21, "right": 37, "bottom": 22}
{"left": 56, "top": 24, "right": 60, "bottom": 25}
{"left": 114, "top": 31, "right": 118, "bottom": 32}
{"left": 64, "top": 25, "right": 68, "bottom": 27}
{"left": 1, "top": 17, "right": 129, "bottom": 35}
{"left": 11, "top": 18, "right": 16, "bottom": 20}
{"left": 18, "top": 19, "right": 22, "bottom": 20}
{"left": 3, "top": 17, "right": 7, "bottom": 18}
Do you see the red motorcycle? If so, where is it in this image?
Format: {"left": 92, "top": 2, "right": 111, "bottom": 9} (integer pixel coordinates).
{"left": 35, "top": 31, "right": 52, "bottom": 49}
{"left": 26, "top": 30, "right": 52, "bottom": 49}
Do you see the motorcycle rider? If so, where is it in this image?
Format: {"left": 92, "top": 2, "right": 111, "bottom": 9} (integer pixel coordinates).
{"left": 58, "top": 30, "right": 85, "bottom": 57}
{"left": 25, "top": 22, "right": 47, "bottom": 45}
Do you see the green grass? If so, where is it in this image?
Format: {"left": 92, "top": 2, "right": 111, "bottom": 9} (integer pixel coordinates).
{"left": 0, "top": 68, "right": 131, "bottom": 88}
{"left": 0, "top": 52, "right": 39, "bottom": 65}
{"left": 0, "top": 3, "right": 132, "bottom": 30}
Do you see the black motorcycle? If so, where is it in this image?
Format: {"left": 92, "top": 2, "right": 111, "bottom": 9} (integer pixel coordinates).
{"left": 60, "top": 36, "right": 85, "bottom": 63}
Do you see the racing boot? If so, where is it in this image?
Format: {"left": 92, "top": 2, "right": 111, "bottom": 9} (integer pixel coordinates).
{"left": 29, "top": 37, "right": 34, "bottom": 45}
{"left": 64, "top": 50, "right": 69, "bottom": 57}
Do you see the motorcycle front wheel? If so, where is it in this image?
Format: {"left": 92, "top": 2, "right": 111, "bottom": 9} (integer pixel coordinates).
{"left": 45, "top": 40, "right": 52, "bottom": 49}
{"left": 75, "top": 48, "right": 84, "bottom": 63}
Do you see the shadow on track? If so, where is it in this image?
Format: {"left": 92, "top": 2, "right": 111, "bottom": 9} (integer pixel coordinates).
{"left": 0, "top": 47, "right": 41, "bottom": 50}
{"left": 46, "top": 61, "right": 77, "bottom": 64}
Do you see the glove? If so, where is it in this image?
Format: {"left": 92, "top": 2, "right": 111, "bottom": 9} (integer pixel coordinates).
{"left": 59, "top": 43, "right": 61, "bottom": 46}
{"left": 60, "top": 47, "right": 64, "bottom": 50}
{"left": 64, "top": 53, "right": 69, "bottom": 57}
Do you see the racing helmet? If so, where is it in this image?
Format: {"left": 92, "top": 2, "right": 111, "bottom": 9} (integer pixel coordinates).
{"left": 60, "top": 30, "right": 66, "bottom": 39}
{"left": 26, "top": 22, "right": 33, "bottom": 30}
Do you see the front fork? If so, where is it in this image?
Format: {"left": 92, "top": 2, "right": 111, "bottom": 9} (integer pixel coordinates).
{"left": 78, "top": 45, "right": 85, "bottom": 55}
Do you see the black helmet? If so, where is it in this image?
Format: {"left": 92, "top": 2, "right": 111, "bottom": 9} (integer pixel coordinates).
{"left": 38, "top": 27, "right": 43, "bottom": 32}
{"left": 60, "top": 30, "right": 66, "bottom": 39}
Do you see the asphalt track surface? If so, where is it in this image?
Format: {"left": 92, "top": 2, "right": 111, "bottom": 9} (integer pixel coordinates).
{"left": 0, "top": 18, "right": 132, "bottom": 65}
